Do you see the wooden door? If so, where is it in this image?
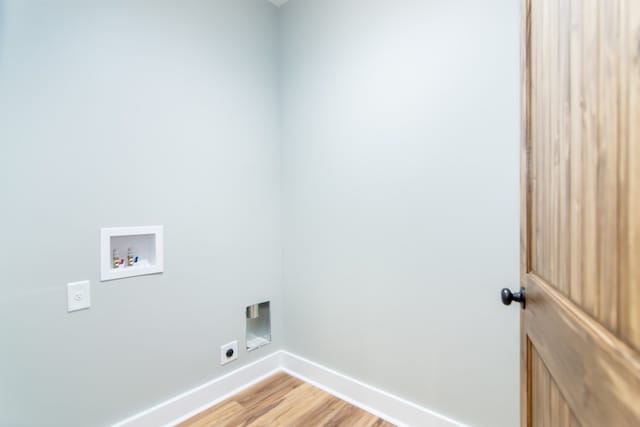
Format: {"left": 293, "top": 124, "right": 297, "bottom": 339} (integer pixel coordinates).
{"left": 519, "top": 0, "right": 640, "bottom": 426}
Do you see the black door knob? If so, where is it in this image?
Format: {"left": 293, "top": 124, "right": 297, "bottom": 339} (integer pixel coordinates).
{"left": 501, "top": 287, "right": 525, "bottom": 308}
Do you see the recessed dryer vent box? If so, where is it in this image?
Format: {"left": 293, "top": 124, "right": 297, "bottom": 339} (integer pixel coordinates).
{"left": 246, "top": 301, "right": 271, "bottom": 352}
{"left": 100, "top": 226, "right": 163, "bottom": 281}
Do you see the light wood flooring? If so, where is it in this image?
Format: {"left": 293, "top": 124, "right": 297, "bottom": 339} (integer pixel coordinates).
{"left": 178, "top": 372, "right": 395, "bottom": 427}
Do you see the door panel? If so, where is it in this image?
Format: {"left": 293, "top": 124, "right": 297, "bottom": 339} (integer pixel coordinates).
{"left": 529, "top": 0, "right": 619, "bottom": 326}
{"left": 521, "top": 0, "right": 640, "bottom": 425}
{"left": 531, "top": 346, "right": 578, "bottom": 427}
{"left": 619, "top": 0, "right": 640, "bottom": 356}
{"left": 525, "top": 277, "right": 640, "bottom": 426}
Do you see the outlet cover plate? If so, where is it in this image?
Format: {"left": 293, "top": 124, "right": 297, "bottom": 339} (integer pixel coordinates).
{"left": 67, "top": 280, "right": 91, "bottom": 312}
{"left": 220, "top": 341, "right": 238, "bottom": 365}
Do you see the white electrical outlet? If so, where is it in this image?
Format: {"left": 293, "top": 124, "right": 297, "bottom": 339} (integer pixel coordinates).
{"left": 220, "top": 341, "right": 238, "bottom": 365}
{"left": 67, "top": 280, "right": 91, "bottom": 312}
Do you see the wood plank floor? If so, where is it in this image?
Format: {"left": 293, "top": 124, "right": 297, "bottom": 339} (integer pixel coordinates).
{"left": 178, "top": 372, "right": 395, "bottom": 427}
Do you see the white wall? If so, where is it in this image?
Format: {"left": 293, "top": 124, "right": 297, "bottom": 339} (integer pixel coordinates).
{"left": 0, "top": 1, "right": 282, "bottom": 426}
{"left": 279, "top": 1, "right": 521, "bottom": 426}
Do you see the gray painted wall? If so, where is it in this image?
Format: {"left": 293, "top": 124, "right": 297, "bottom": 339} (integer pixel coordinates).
{"left": 279, "top": 1, "right": 520, "bottom": 426}
{"left": 0, "top": 1, "right": 282, "bottom": 426}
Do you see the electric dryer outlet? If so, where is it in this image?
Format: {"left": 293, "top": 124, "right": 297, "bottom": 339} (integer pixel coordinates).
{"left": 220, "top": 341, "right": 238, "bottom": 365}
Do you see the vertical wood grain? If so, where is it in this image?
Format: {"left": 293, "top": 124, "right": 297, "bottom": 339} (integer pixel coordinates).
{"left": 568, "top": 0, "right": 583, "bottom": 307}
{"left": 619, "top": 0, "right": 640, "bottom": 352}
{"left": 527, "top": 0, "right": 640, "bottom": 332}
{"left": 549, "top": 382, "right": 560, "bottom": 426}
{"left": 540, "top": 0, "right": 557, "bottom": 285}
{"left": 548, "top": 0, "right": 560, "bottom": 290}
{"left": 531, "top": 346, "right": 579, "bottom": 427}
{"left": 524, "top": 333, "right": 532, "bottom": 427}
{"left": 580, "top": 0, "right": 600, "bottom": 319}
{"left": 550, "top": 376, "right": 573, "bottom": 427}
{"left": 627, "top": 0, "right": 640, "bottom": 350}
{"left": 533, "top": 0, "right": 543, "bottom": 280}
{"left": 532, "top": 348, "right": 551, "bottom": 427}
{"left": 617, "top": 0, "right": 630, "bottom": 352}
{"left": 530, "top": 0, "right": 630, "bottom": 332}
{"left": 558, "top": 0, "right": 571, "bottom": 296}
{"left": 538, "top": 0, "right": 547, "bottom": 282}
{"left": 597, "top": 0, "right": 620, "bottom": 332}
{"left": 532, "top": 0, "right": 542, "bottom": 278}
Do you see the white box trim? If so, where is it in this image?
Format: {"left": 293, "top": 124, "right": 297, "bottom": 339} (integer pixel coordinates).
{"left": 100, "top": 226, "right": 164, "bottom": 281}
{"left": 112, "top": 350, "right": 469, "bottom": 427}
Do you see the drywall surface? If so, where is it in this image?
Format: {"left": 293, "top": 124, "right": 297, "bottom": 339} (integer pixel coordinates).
{"left": 0, "top": 1, "right": 282, "bottom": 425}
{"left": 279, "top": 1, "right": 520, "bottom": 426}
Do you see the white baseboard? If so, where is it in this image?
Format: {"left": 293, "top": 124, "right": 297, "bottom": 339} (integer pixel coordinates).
{"left": 113, "top": 351, "right": 282, "bottom": 427}
{"left": 113, "top": 350, "right": 468, "bottom": 427}
{"left": 280, "top": 352, "right": 468, "bottom": 427}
